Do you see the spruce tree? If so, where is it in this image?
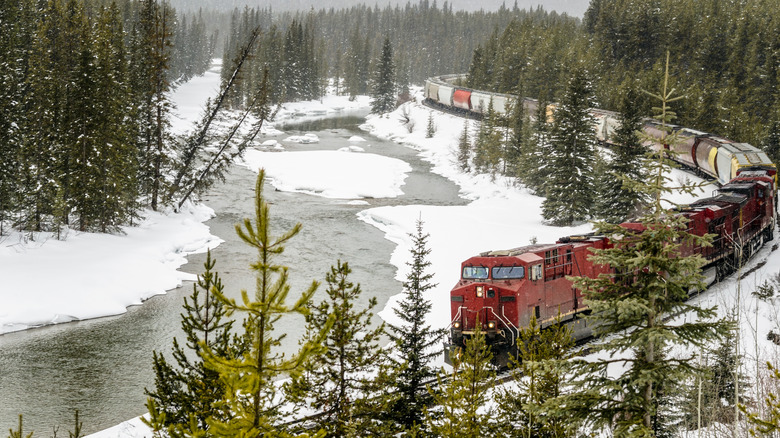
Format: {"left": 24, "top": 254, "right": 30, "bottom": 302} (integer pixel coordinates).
{"left": 199, "top": 169, "right": 332, "bottom": 437}
{"left": 457, "top": 121, "right": 471, "bottom": 173}
{"left": 517, "top": 98, "right": 552, "bottom": 193}
{"left": 596, "top": 84, "right": 648, "bottom": 223}
{"left": 426, "top": 322, "right": 495, "bottom": 437}
{"left": 145, "top": 250, "right": 244, "bottom": 434}
{"left": 426, "top": 112, "right": 436, "bottom": 138}
{"left": 385, "top": 218, "right": 446, "bottom": 430}
{"left": 370, "top": 37, "right": 396, "bottom": 114}
{"left": 288, "top": 260, "right": 385, "bottom": 437}
{"left": 551, "top": 54, "right": 729, "bottom": 437}
{"left": 472, "top": 100, "right": 503, "bottom": 177}
{"left": 541, "top": 67, "right": 597, "bottom": 226}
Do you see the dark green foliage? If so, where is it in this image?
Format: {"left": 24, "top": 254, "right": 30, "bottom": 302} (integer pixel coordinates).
{"left": 595, "top": 85, "right": 648, "bottom": 223}
{"left": 473, "top": 0, "right": 780, "bottom": 148}
{"left": 289, "top": 261, "right": 386, "bottom": 437}
{"left": 472, "top": 100, "right": 504, "bottom": 177}
{"left": 145, "top": 250, "right": 243, "bottom": 433}
{"left": 496, "top": 316, "right": 575, "bottom": 438}
{"left": 457, "top": 122, "right": 471, "bottom": 173}
{"left": 385, "top": 219, "right": 446, "bottom": 431}
{"left": 552, "top": 60, "right": 729, "bottom": 436}
{"left": 541, "top": 67, "right": 597, "bottom": 226}
{"left": 516, "top": 98, "right": 552, "bottom": 193}
{"left": 427, "top": 322, "right": 495, "bottom": 437}
{"left": 371, "top": 37, "right": 396, "bottom": 115}
{"left": 426, "top": 112, "right": 435, "bottom": 138}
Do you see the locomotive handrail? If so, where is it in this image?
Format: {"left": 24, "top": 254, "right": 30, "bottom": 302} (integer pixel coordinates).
{"left": 486, "top": 306, "right": 517, "bottom": 350}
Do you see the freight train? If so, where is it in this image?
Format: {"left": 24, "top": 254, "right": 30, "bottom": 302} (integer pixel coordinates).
{"left": 446, "top": 168, "right": 777, "bottom": 368}
{"left": 424, "top": 75, "right": 775, "bottom": 186}
{"left": 427, "top": 75, "right": 779, "bottom": 367}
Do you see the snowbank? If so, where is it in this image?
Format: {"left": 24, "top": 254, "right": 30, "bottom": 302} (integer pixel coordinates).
{"left": 239, "top": 149, "right": 411, "bottom": 199}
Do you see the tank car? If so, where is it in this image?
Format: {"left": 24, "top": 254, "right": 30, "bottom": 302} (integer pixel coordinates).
{"left": 446, "top": 170, "right": 776, "bottom": 368}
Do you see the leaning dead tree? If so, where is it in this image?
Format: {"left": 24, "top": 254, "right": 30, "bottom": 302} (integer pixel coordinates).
{"left": 167, "top": 26, "right": 274, "bottom": 210}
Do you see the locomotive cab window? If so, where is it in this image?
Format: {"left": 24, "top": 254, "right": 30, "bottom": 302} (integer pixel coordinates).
{"left": 462, "top": 266, "right": 489, "bottom": 279}
{"left": 492, "top": 266, "right": 525, "bottom": 279}
{"left": 530, "top": 264, "right": 543, "bottom": 281}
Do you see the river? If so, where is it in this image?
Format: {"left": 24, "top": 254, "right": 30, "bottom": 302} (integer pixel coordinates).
{"left": 0, "top": 111, "right": 467, "bottom": 436}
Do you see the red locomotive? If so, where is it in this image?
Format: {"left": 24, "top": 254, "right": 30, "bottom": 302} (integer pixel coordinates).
{"left": 446, "top": 168, "right": 777, "bottom": 367}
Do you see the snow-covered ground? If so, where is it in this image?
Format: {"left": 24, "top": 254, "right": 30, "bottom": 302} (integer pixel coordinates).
{"left": 3, "top": 61, "right": 778, "bottom": 437}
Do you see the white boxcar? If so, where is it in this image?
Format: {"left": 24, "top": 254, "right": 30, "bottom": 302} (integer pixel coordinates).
{"left": 437, "top": 84, "right": 455, "bottom": 107}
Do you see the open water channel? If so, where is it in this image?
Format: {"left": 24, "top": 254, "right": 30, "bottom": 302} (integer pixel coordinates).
{"left": 0, "top": 111, "right": 467, "bottom": 436}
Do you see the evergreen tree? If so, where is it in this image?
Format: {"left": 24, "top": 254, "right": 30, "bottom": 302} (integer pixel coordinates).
{"left": 426, "top": 321, "right": 495, "bottom": 437}
{"left": 145, "top": 250, "right": 244, "bottom": 434}
{"left": 504, "top": 98, "right": 525, "bottom": 178}
{"left": 130, "top": 0, "right": 175, "bottom": 211}
{"left": 288, "top": 260, "right": 386, "bottom": 438}
{"left": 385, "top": 219, "right": 446, "bottom": 431}
{"left": 426, "top": 112, "right": 435, "bottom": 138}
{"left": 595, "top": 84, "right": 648, "bottom": 223}
{"left": 472, "top": 100, "right": 503, "bottom": 177}
{"left": 496, "top": 315, "right": 575, "bottom": 438}
{"left": 457, "top": 121, "right": 471, "bottom": 173}
{"left": 198, "top": 169, "right": 332, "bottom": 437}
{"left": 517, "top": 98, "right": 552, "bottom": 193}
{"left": 370, "top": 37, "right": 396, "bottom": 114}
{"left": 541, "top": 67, "right": 597, "bottom": 226}
{"left": 551, "top": 55, "right": 729, "bottom": 437}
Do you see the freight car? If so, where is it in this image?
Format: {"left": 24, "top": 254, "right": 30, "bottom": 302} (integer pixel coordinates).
{"left": 424, "top": 76, "right": 776, "bottom": 186}
{"left": 445, "top": 169, "right": 777, "bottom": 368}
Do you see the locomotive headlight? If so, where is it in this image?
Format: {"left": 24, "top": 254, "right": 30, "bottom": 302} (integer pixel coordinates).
{"left": 476, "top": 286, "right": 484, "bottom": 297}
{"left": 453, "top": 321, "right": 461, "bottom": 329}
{"left": 488, "top": 321, "right": 496, "bottom": 329}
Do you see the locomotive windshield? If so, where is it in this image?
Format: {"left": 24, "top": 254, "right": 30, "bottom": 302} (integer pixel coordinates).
{"left": 492, "top": 266, "right": 525, "bottom": 279}
{"left": 462, "top": 266, "right": 489, "bottom": 279}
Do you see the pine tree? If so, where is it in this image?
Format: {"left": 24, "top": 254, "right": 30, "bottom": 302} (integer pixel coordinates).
{"left": 596, "top": 84, "right": 648, "bottom": 223}
{"left": 145, "top": 250, "right": 244, "bottom": 434}
{"left": 288, "top": 260, "right": 385, "bottom": 438}
{"left": 517, "top": 98, "right": 552, "bottom": 193}
{"left": 541, "top": 67, "right": 597, "bottom": 226}
{"left": 472, "top": 100, "right": 503, "bottom": 177}
{"left": 130, "top": 0, "right": 175, "bottom": 211}
{"left": 426, "top": 112, "right": 436, "bottom": 138}
{"left": 457, "top": 121, "right": 471, "bottom": 173}
{"left": 427, "top": 321, "right": 495, "bottom": 437}
{"left": 551, "top": 54, "right": 729, "bottom": 437}
{"left": 385, "top": 218, "right": 446, "bottom": 430}
{"left": 370, "top": 37, "right": 396, "bottom": 114}
{"left": 198, "top": 169, "right": 331, "bottom": 437}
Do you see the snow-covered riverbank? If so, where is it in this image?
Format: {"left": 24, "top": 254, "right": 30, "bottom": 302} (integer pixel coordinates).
{"left": 4, "top": 60, "right": 780, "bottom": 437}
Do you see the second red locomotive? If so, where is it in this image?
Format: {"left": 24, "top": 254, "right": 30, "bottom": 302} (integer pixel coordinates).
{"left": 446, "top": 168, "right": 777, "bottom": 367}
